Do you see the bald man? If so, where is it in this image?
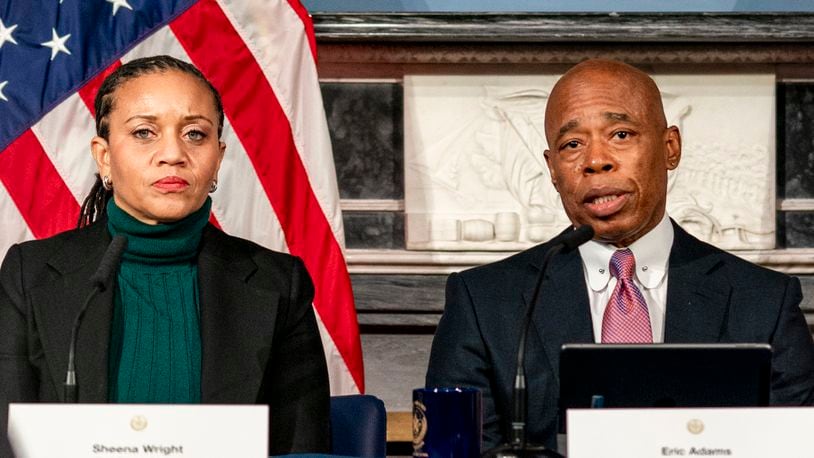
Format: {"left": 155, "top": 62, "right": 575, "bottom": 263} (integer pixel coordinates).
{"left": 426, "top": 59, "right": 814, "bottom": 450}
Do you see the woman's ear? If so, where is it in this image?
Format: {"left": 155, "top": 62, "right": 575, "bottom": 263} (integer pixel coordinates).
{"left": 213, "top": 140, "right": 226, "bottom": 183}
{"left": 90, "top": 136, "right": 111, "bottom": 178}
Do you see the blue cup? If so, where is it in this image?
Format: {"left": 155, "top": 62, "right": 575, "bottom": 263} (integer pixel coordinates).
{"left": 412, "top": 387, "right": 482, "bottom": 458}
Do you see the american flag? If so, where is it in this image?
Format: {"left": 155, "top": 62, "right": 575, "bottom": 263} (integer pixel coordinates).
{"left": 0, "top": 0, "right": 364, "bottom": 395}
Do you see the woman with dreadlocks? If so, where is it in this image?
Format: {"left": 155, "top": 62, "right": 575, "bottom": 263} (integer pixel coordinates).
{"left": 0, "top": 55, "right": 329, "bottom": 456}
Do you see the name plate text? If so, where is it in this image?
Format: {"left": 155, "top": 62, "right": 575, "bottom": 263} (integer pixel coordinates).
{"left": 8, "top": 403, "right": 268, "bottom": 457}
{"left": 567, "top": 407, "right": 814, "bottom": 458}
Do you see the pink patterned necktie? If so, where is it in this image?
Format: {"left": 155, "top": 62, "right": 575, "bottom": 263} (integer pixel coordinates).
{"left": 601, "top": 249, "right": 653, "bottom": 343}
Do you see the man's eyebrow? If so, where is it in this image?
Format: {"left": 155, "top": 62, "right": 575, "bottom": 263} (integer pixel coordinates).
{"left": 555, "top": 112, "right": 636, "bottom": 137}
{"left": 604, "top": 112, "right": 631, "bottom": 122}
{"left": 558, "top": 119, "right": 579, "bottom": 136}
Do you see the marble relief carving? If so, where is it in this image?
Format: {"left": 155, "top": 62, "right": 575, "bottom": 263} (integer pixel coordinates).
{"left": 405, "top": 73, "right": 776, "bottom": 251}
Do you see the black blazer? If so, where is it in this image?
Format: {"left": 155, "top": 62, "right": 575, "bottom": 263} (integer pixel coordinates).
{"left": 0, "top": 220, "right": 330, "bottom": 456}
{"left": 426, "top": 222, "right": 814, "bottom": 450}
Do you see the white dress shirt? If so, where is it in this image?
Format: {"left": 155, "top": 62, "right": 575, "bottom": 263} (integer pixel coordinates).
{"left": 577, "top": 213, "right": 674, "bottom": 343}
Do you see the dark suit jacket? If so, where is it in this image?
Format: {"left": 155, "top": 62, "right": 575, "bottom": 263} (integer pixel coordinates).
{"left": 0, "top": 220, "right": 330, "bottom": 457}
{"left": 426, "top": 222, "right": 814, "bottom": 450}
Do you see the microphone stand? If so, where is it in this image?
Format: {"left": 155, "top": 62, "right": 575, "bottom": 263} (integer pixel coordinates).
{"left": 64, "top": 287, "right": 105, "bottom": 403}
{"left": 483, "top": 225, "right": 593, "bottom": 458}
{"left": 64, "top": 235, "right": 127, "bottom": 403}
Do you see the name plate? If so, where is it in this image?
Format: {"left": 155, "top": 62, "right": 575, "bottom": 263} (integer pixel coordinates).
{"left": 567, "top": 407, "right": 814, "bottom": 457}
{"left": 8, "top": 403, "right": 268, "bottom": 457}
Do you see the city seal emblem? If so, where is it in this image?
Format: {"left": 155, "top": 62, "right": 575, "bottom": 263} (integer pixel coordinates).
{"left": 412, "top": 400, "right": 428, "bottom": 456}
{"left": 687, "top": 418, "right": 704, "bottom": 435}
{"left": 130, "top": 415, "right": 148, "bottom": 432}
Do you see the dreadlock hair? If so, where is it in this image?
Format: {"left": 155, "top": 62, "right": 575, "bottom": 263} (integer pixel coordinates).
{"left": 77, "top": 55, "right": 225, "bottom": 228}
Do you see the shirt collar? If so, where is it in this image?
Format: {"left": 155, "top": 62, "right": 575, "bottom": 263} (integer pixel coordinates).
{"left": 578, "top": 213, "right": 674, "bottom": 291}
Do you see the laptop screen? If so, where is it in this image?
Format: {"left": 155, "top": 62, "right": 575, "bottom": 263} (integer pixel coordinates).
{"left": 558, "top": 343, "right": 772, "bottom": 430}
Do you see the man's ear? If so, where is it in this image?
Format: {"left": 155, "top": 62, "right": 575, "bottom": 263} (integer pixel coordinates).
{"left": 544, "top": 149, "right": 559, "bottom": 192}
{"left": 664, "top": 126, "right": 681, "bottom": 170}
{"left": 90, "top": 136, "right": 111, "bottom": 178}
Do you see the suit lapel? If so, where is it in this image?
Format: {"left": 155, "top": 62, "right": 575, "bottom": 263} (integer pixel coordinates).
{"left": 198, "top": 226, "right": 279, "bottom": 403}
{"left": 30, "top": 223, "right": 113, "bottom": 402}
{"left": 664, "top": 222, "right": 731, "bottom": 343}
{"left": 525, "top": 246, "right": 593, "bottom": 384}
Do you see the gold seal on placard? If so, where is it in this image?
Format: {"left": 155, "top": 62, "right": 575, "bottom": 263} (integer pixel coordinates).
{"left": 412, "top": 400, "right": 428, "bottom": 453}
{"left": 687, "top": 419, "right": 704, "bottom": 435}
{"left": 130, "top": 415, "right": 148, "bottom": 432}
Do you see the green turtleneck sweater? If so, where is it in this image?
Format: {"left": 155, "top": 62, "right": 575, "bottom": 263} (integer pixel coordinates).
{"left": 106, "top": 198, "right": 211, "bottom": 404}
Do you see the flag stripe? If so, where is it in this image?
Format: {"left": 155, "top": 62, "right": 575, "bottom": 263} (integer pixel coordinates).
{"left": 208, "top": 116, "right": 287, "bottom": 249}
{"left": 284, "top": 0, "right": 317, "bottom": 60}
{"left": 77, "top": 61, "right": 122, "bottom": 117}
{"left": 30, "top": 95, "right": 98, "bottom": 203}
{"left": 170, "top": 0, "right": 363, "bottom": 392}
{"left": 0, "top": 180, "right": 35, "bottom": 261}
{"left": 219, "top": 0, "right": 346, "bottom": 248}
{"left": 0, "top": 130, "right": 80, "bottom": 239}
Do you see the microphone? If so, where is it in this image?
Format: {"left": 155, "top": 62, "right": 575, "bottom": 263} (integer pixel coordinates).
{"left": 64, "top": 235, "right": 127, "bottom": 403}
{"left": 556, "top": 225, "right": 595, "bottom": 253}
{"left": 483, "top": 225, "right": 594, "bottom": 458}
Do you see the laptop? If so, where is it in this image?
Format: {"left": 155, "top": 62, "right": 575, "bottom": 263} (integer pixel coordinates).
{"left": 558, "top": 343, "right": 772, "bottom": 430}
